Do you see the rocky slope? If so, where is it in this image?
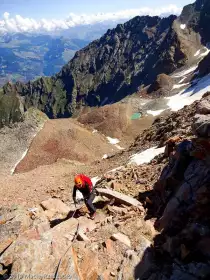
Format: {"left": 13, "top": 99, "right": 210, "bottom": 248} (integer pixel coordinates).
{"left": 0, "top": 107, "right": 48, "bottom": 175}
{"left": 1, "top": 0, "right": 209, "bottom": 127}
{"left": 13, "top": 118, "right": 120, "bottom": 174}
{"left": 0, "top": 92, "right": 210, "bottom": 280}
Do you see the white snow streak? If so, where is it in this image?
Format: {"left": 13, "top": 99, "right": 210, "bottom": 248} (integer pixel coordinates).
{"left": 102, "top": 154, "right": 108, "bottom": 159}
{"left": 115, "top": 144, "right": 125, "bottom": 150}
{"left": 10, "top": 149, "right": 29, "bottom": 175}
{"left": 199, "top": 47, "right": 210, "bottom": 58}
{"left": 10, "top": 122, "right": 46, "bottom": 175}
{"left": 194, "top": 49, "right": 201, "bottom": 57}
{"left": 129, "top": 146, "right": 165, "bottom": 166}
{"left": 172, "top": 66, "right": 198, "bottom": 78}
{"left": 172, "top": 83, "right": 189, "bottom": 89}
{"left": 107, "top": 136, "right": 120, "bottom": 145}
{"left": 166, "top": 74, "right": 210, "bottom": 111}
{"left": 178, "top": 76, "right": 187, "bottom": 84}
{"left": 147, "top": 109, "right": 165, "bottom": 116}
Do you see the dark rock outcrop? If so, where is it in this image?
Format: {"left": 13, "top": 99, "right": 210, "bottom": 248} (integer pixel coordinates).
{"left": 0, "top": 83, "right": 24, "bottom": 128}
{"left": 197, "top": 52, "right": 210, "bottom": 77}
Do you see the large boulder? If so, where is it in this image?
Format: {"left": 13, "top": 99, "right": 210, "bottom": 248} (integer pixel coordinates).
{"left": 197, "top": 96, "right": 210, "bottom": 114}
{"left": 0, "top": 206, "right": 32, "bottom": 250}
{"left": 0, "top": 217, "right": 88, "bottom": 279}
{"left": 197, "top": 53, "right": 210, "bottom": 77}
{"left": 40, "top": 198, "right": 71, "bottom": 215}
{"left": 192, "top": 114, "right": 210, "bottom": 137}
{"left": 96, "top": 188, "right": 143, "bottom": 208}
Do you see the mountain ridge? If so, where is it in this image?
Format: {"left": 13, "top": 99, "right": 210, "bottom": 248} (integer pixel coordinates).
{"left": 0, "top": 0, "right": 210, "bottom": 128}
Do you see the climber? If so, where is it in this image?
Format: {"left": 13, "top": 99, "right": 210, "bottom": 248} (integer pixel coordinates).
{"left": 72, "top": 174, "right": 97, "bottom": 219}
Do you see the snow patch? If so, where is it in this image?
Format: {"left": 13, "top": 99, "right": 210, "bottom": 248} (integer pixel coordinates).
{"left": 147, "top": 109, "right": 165, "bottom": 116}
{"left": 178, "top": 76, "right": 187, "bottom": 84}
{"left": 102, "top": 154, "right": 108, "bottom": 159}
{"left": 92, "top": 129, "right": 98, "bottom": 134}
{"left": 180, "top": 24, "right": 186, "bottom": 30}
{"left": 172, "top": 65, "right": 198, "bottom": 78}
{"left": 129, "top": 146, "right": 165, "bottom": 166}
{"left": 115, "top": 144, "right": 124, "bottom": 150}
{"left": 194, "top": 49, "right": 201, "bottom": 57}
{"left": 107, "top": 136, "right": 120, "bottom": 145}
{"left": 166, "top": 73, "right": 210, "bottom": 111}
{"left": 10, "top": 149, "right": 29, "bottom": 175}
{"left": 106, "top": 136, "right": 124, "bottom": 150}
{"left": 172, "top": 83, "right": 189, "bottom": 89}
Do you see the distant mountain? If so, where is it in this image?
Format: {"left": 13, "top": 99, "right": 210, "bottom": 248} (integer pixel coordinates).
{"left": 1, "top": 0, "right": 210, "bottom": 128}
{"left": 0, "top": 33, "right": 90, "bottom": 86}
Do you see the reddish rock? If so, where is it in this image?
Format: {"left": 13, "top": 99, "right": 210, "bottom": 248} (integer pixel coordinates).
{"left": 103, "top": 239, "right": 115, "bottom": 255}
{"left": 79, "top": 249, "right": 99, "bottom": 280}
{"left": 0, "top": 239, "right": 13, "bottom": 254}
{"left": 19, "top": 228, "right": 41, "bottom": 240}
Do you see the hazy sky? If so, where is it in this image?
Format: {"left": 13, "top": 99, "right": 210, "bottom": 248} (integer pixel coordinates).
{"left": 0, "top": 0, "right": 194, "bottom": 19}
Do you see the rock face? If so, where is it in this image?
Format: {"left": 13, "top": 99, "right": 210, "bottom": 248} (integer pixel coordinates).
{"left": 0, "top": 0, "right": 208, "bottom": 127}
{"left": 192, "top": 114, "right": 210, "bottom": 137}
{"left": 197, "top": 96, "right": 210, "bottom": 114}
{"left": 1, "top": 94, "right": 210, "bottom": 279}
{"left": 0, "top": 83, "right": 24, "bottom": 128}
{"left": 197, "top": 52, "right": 210, "bottom": 77}
{"left": 147, "top": 74, "right": 173, "bottom": 96}
{"left": 198, "top": 0, "right": 210, "bottom": 44}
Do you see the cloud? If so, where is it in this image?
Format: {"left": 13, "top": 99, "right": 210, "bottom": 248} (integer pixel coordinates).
{"left": 0, "top": 5, "right": 182, "bottom": 34}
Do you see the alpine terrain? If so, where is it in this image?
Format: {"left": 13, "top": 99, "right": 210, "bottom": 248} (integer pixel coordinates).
{"left": 0, "top": 0, "right": 210, "bottom": 279}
